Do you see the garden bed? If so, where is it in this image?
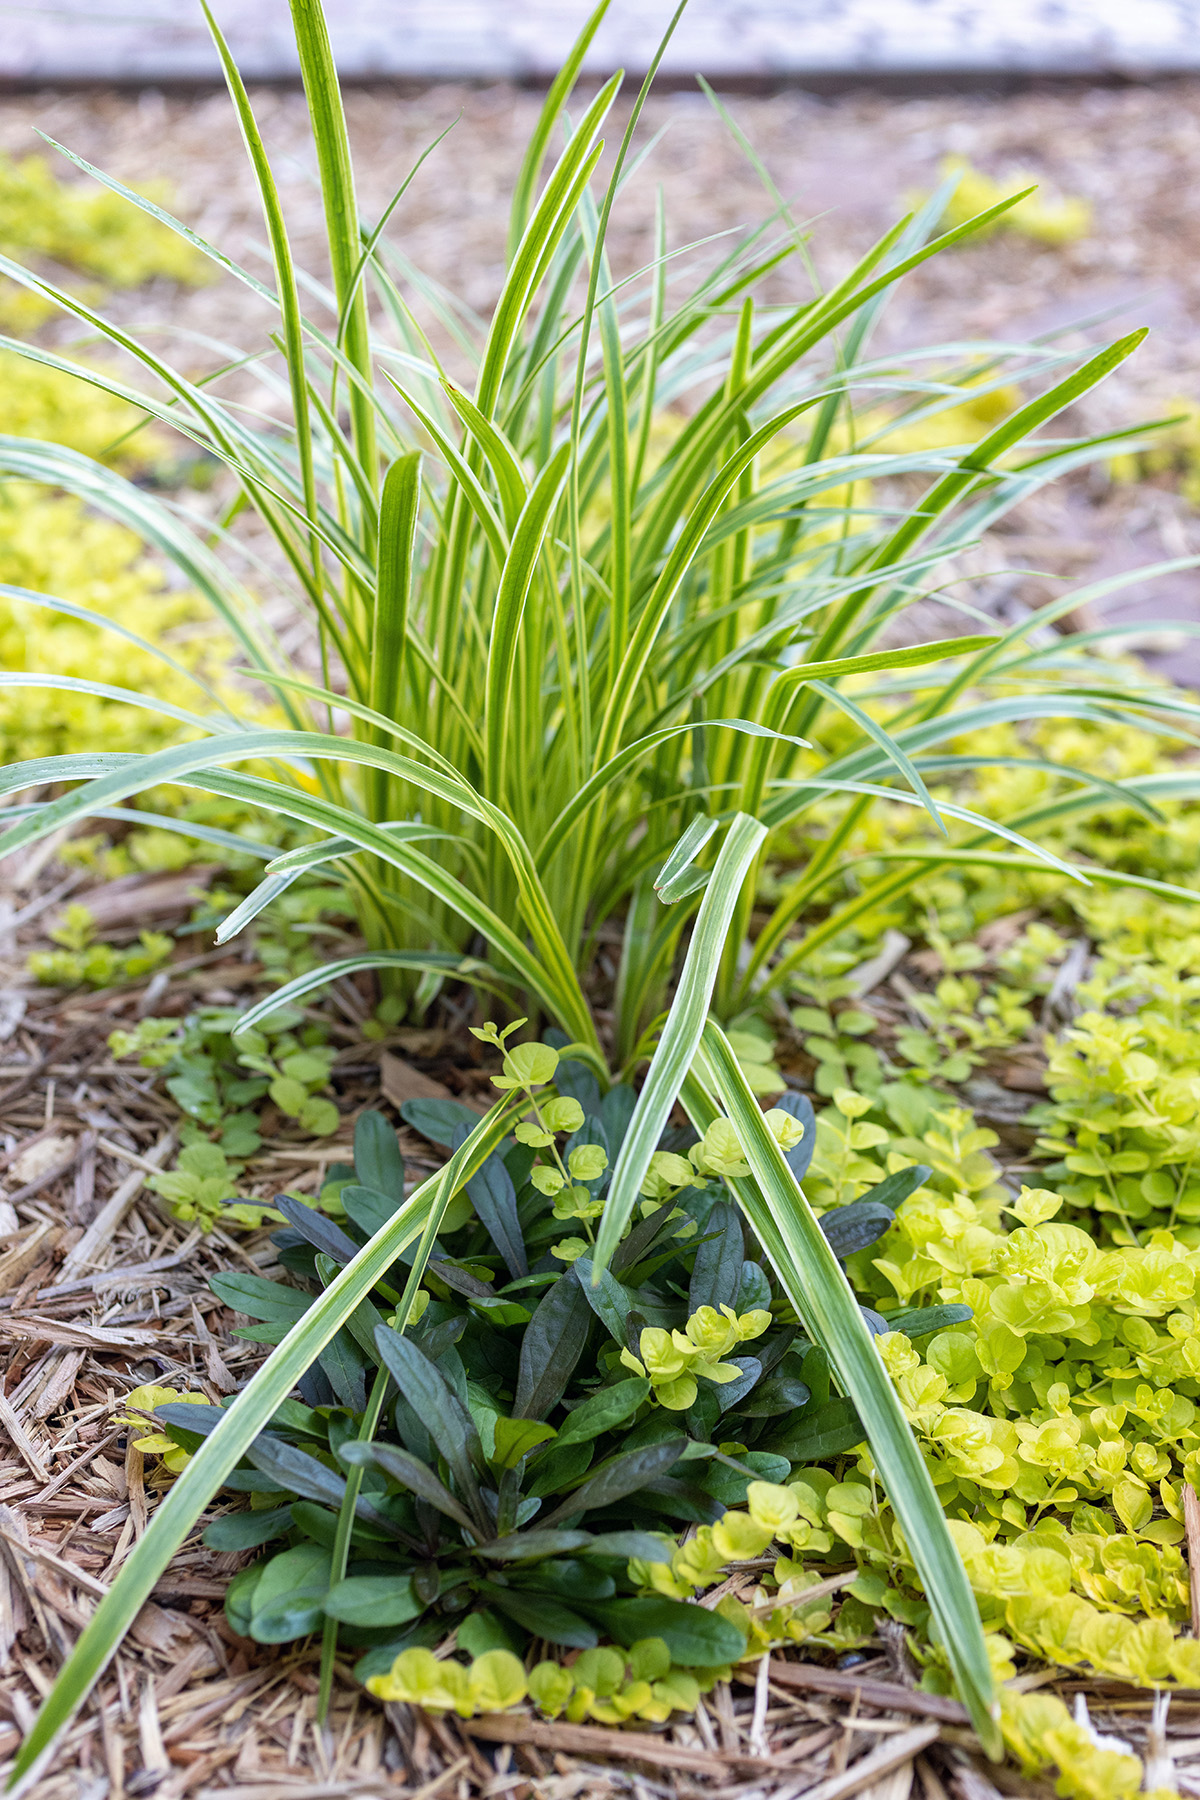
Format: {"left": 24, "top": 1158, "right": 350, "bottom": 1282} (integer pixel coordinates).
{"left": 6, "top": 41, "right": 1200, "bottom": 1800}
{"left": 2, "top": 867, "right": 1198, "bottom": 1800}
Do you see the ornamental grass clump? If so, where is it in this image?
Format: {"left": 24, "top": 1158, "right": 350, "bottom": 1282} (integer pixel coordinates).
{"left": 9, "top": 0, "right": 1200, "bottom": 1783}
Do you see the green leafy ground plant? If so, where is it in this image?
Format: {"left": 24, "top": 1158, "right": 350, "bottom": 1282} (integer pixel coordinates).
{"left": 109, "top": 1002, "right": 342, "bottom": 1227}
{"left": 143, "top": 1063, "right": 942, "bottom": 1715}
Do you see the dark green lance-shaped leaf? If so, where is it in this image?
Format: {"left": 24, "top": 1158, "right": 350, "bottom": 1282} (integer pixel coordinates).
{"left": 202, "top": 1506, "right": 294, "bottom": 1551}
{"left": 273, "top": 1194, "right": 362, "bottom": 1265}
{"left": 861, "top": 1164, "right": 932, "bottom": 1211}
{"left": 883, "top": 1303, "right": 973, "bottom": 1338}
{"left": 221, "top": 1468, "right": 290, "bottom": 1495}
{"left": 400, "top": 1097, "right": 491, "bottom": 1148}
{"left": 585, "top": 1596, "right": 746, "bottom": 1666}
{"left": 713, "top": 1354, "right": 760, "bottom": 1413}
{"left": 539, "top": 1437, "right": 686, "bottom": 1529}
{"left": 765, "top": 1394, "right": 865, "bottom": 1462}
{"left": 736, "top": 1261, "right": 773, "bottom": 1314}
{"left": 553, "top": 1055, "right": 602, "bottom": 1117}
{"left": 611, "top": 1201, "right": 681, "bottom": 1275}
{"left": 800, "top": 1345, "right": 831, "bottom": 1406}
{"left": 372, "top": 1324, "right": 486, "bottom": 1509}
{"left": 291, "top": 1501, "right": 400, "bottom": 1551}
{"left": 582, "top": 1531, "right": 674, "bottom": 1563}
{"left": 413, "top": 1315, "right": 467, "bottom": 1364}
{"left": 224, "top": 1564, "right": 263, "bottom": 1637}
{"left": 244, "top": 1544, "right": 330, "bottom": 1649}
{"left": 251, "top": 1584, "right": 329, "bottom": 1644}
{"left": 466, "top": 1149, "right": 527, "bottom": 1280}
{"left": 491, "top": 1416, "right": 556, "bottom": 1470}
{"left": 209, "top": 1273, "right": 311, "bottom": 1325}
{"left": 600, "top": 1084, "right": 637, "bottom": 1151}
{"left": 427, "top": 1256, "right": 495, "bottom": 1300}
{"left": 611, "top": 1209, "right": 683, "bottom": 1281}
{"left": 319, "top": 1281, "right": 387, "bottom": 1366}
{"left": 341, "top": 1183, "right": 400, "bottom": 1238}
{"left": 323, "top": 1575, "right": 424, "bottom": 1628}
{"left": 737, "top": 1376, "right": 811, "bottom": 1419}
{"left": 524, "top": 1439, "right": 593, "bottom": 1498}
{"left": 154, "top": 1403, "right": 228, "bottom": 1452}
{"left": 478, "top": 1582, "right": 598, "bottom": 1649}
{"left": 240, "top": 1435, "right": 401, "bottom": 1539}
{"left": 474, "top": 1530, "right": 593, "bottom": 1561}
{"left": 317, "top": 1326, "right": 367, "bottom": 1412}
{"left": 514, "top": 1269, "right": 592, "bottom": 1420}
{"left": 689, "top": 1200, "right": 743, "bottom": 1311}
{"left": 242, "top": 1434, "right": 347, "bottom": 1509}
{"left": 354, "top": 1108, "right": 407, "bottom": 1202}
{"left": 572, "top": 1257, "right": 631, "bottom": 1341}
{"left": 515, "top": 1559, "right": 614, "bottom": 1601}
{"left": 267, "top": 1399, "right": 328, "bottom": 1440}
{"left": 701, "top": 1451, "right": 790, "bottom": 1506}
{"left": 556, "top": 1377, "right": 649, "bottom": 1447}
{"left": 773, "top": 1090, "right": 817, "bottom": 1182}
{"left": 820, "top": 1202, "right": 896, "bottom": 1261}
{"left": 340, "top": 1440, "right": 479, "bottom": 1537}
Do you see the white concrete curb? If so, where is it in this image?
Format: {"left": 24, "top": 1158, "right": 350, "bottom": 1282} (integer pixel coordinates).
{"left": 4, "top": 0, "right": 1200, "bottom": 86}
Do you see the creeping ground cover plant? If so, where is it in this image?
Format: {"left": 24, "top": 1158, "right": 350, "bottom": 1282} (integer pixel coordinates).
{"left": 10, "top": 0, "right": 1200, "bottom": 1787}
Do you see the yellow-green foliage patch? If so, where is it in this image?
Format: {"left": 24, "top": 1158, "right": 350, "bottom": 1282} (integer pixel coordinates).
{"left": 0, "top": 351, "right": 160, "bottom": 466}
{"left": 0, "top": 481, "right": 239, "bottom": 762}
{"left": 0, "top": 148, "right": 209, "bottom": 331}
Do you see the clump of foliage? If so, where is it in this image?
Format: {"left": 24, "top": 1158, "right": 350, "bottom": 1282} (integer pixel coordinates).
{"left": 28, "top": 901, "right": 172, "bottom": 988}
{"left": 1034, "top": 933, "right": 1200, "bottom": 1242}
{"left": 935, "top": 156, "right": 1091, "bottom": 245}
{"left": 0, "top": 0, "right": 1183, "bottom": 1083}
{"left": 153, "top": 1043, "right": 933, "bottom": 1714}
{"left": 0, "top": 480, "right": 256, "bottom": 764}
{"left": 732, "top": 939, "right": 1200, "bottom": 1707}
{"left": 149, "top": 1010, "right": 1200, "bottom": 1758}
{"left": 110, "top": 1002, "right": 342, "bottom": 1228}
{"left": 0, "top": 147, "right": 208, "bottom": 331}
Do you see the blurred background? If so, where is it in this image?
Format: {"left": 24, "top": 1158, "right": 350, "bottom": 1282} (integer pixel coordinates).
{"left": 3, "top": 0, "right": 1200, "bottom": 673}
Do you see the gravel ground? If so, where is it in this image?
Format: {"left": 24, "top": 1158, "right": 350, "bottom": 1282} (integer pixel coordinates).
{"left": 8, "top": 77, "right": 1200, "bottom": 669}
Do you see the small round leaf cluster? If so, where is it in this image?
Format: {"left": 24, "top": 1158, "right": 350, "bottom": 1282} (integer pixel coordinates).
{"left": 620, "top": 1305, "right": 772, "bottom": 1410}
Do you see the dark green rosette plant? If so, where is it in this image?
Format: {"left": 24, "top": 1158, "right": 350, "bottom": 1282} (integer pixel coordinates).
{"left": 154, "top": 1068, "right": 959, "bottom": 1711}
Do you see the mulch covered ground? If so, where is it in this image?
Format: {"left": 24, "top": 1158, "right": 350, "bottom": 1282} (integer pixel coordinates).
{"left": 5, "top": 67, "right": 1200, "bottom": 1800}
